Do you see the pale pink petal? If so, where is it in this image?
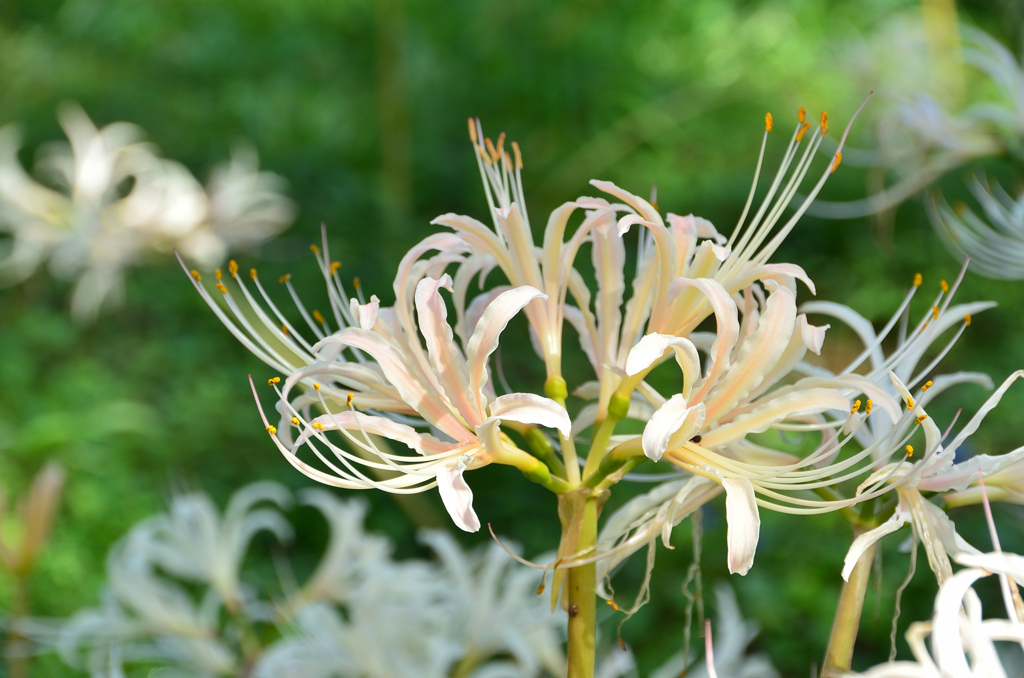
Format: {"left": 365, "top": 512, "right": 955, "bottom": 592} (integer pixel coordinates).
{"left": 703, "top": 285, "right": 797, "bottom": 423}
{"left": 463, "top": 286, "right": 512, "bottom": 340}
{"left": 589, "top": 179, "right": 663, "bottom": 225}
{"left": 800, "top": 301, "right": 885, "bottom": 372}
{"left": 722, "top": 477, "right": 760, "bottom": 576}
{"left": 842, "top": 510, "right": 907, "bottom": 580}
{"left": 591, "top": 214, "right": 626, "bottom": 367}
{"left": 734, "top": 263, "right": 816, "bottom": 295}
{"left": 799, "top": 316, "right": 829, "bottom": 355}
{"left": 414, "top": 275, "right": 481, "bottom": 425}
{"left": 350, "top": 295, "right": 380, "bottom": 330}
{"left": 615, "top": 213, "right": 677, "bottom": 330}
{"left": 700, "top": 388, "right": 849, "bottom": 449}
{"left": 299, "top": 410, "right": 446, "bottom": 455}
{"left": 642, "top": 394, "right": 705, "bottom": 461}
{"left": 321, "top": 329, "right": 469, "bottom": 441}
{"left": 943, "top": 370, "right": 1024, "bottom": 463}
{"left": 919, "top": 448, "right": 1024, "bottom": 493}
{"left": 668, "top": 278, "right": 739, "bottom": 401}
{"left": 465, "top": 286, "right": 547, "bottom": 409}
{"left": 711, "top": 243, "right": 731, "bottom": 261}
{"left": 624, "top": 333, "right": 702, "bottom": 397}
{"left": 488, "top": 393, "right": 572, "bottom": 439}
{"left": 437, "top": 461, "right": 480, "bottom": 533}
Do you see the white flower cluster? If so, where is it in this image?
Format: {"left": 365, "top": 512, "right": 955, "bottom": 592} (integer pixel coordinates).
{"left": 0, "top": 105, "right": 295, "bottom": 320}
{"left": 40, "top": 482, "right": 566, "bottom": 678}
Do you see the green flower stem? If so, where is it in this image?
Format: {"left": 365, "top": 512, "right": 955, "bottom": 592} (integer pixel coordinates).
{"left": 821, "top": 527, "right": 876, "bottom": 677}
{"left": 521, "top": 424, "right": 568, "bottom": 479}
{"left": 498, "top": 444, "right": 572, "bottom": 494}
{"left": 582, "top": 390, "right": 630, "bottom": 481}
{"left": 546, "top": 376, "right": 581, "bottom": 486}
{"left": 567, "top": 495, "right": 598, "bottom": 678}
{"left": 590, "top": 457, "right": 645, "bottom": 493}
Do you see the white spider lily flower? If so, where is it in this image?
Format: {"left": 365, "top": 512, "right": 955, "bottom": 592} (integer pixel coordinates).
{"left": 128, "top": 481, "right": 292, "bottom": 613}
{"left": 852, "top": 550, "right": 1024, "bottom": 678}
{"left": 561, "top": 104, "right": 868, "bottom": 416}
{"left": 927, "top": 174, "right": 1024, "bottom": 280}
{"left": 420, "top": 531, "right": 566, "bottom": 677}
{"left": 0, "top": 104, "right": 293, "bottom": 320}
{"left": 803, "top": 263, "right": 996, "bottom": 463}
{"left": 250, "top": 274, "right": 570, "bottom": 533}
{"left": 54, "top": 484, "right": 292, "bottom": 677}
{"left": 842, "top": 371, "right": 1024, "bottom": 584}
{"left": 622, "top": 281, "right": 903, "bottom": 575}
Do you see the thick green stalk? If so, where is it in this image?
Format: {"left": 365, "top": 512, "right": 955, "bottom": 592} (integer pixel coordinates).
{"left": 566, "top": 496, "right": 598, "bottom": 678}
{"left": 822, "top": 529, "right": 876, "bottom": 677}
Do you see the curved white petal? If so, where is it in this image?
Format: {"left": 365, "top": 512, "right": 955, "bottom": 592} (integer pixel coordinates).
{"left": 722, "top": 477, "right": 760, "bottom": 576}
{"left": 700, "top": 388, "right": 849, "bottom": 449}
{"left": 625, "top": 333, "right": 702, "bottom": 397}
{"left": 465, "top": 285, "right": 547, "bottom": 409}
{"left": 668, "top": 277, "right": 740, "bottom": 400}
{"left": 488, "top": 393, "right": 571, "bottom": 439}
{"left": 437, "top": 461, "right": 480, "bottom": 533}
{"left": 300, "top": 410, "right": 445, "bottom": 455}
{"left": 351, "top": 295, "right": 380, "bottom": 330}
{"left": 799, "top": 315, "right": 829, "bottom": 355}
{"left": 842, "top": 510, "right": 907, "bottom": 581}
{"left": 642, "top": 394, "right": 705, "bottom": 461}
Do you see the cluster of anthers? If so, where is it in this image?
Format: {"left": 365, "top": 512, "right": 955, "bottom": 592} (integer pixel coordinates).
{"left": 180, "top": 97, "right": 1023, "bottom": 584}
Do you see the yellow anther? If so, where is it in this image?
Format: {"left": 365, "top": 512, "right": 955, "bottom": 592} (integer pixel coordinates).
{"left": 819, "top": 111, "right": 828, "bottom": 137}
{"left": 913, "top": 272, "right": 923, "bottom": 287}
{"left": 915, "top": 414, "right": 928, "bottom": 425}
{"left": 190, "top": 270, "right": 202, "bottom": 281}
{"left": 796, "top": 122, "right": 810, "bottom": 141}
{"left": 216, "top": 282, "right": 228, "bottom": 294}
{"left": 268, "top": 376, "right": 281, "bottom": 385}
{"left": 496, "top": 131, "right": 505, "bottom": 157}
{"left": 953, "top": 201, "right": 968, "bottom": 216}
{"left": 313, "top": 309, "right": 326, "bottom": 324}
{"left": 215, "top": 268, "right": 223, "bottom": 280}
{"left": 313, "top": 383, "right": 321, "bottom": 391}
{"left": 347, "top": 393, "right": 354, "bottom": 407}
{"left": 536, "top": 581, "right": 545, "bottom": 595}
{"left": 279, "top": 273, "right": 291, "bottom": 284}
{"left": 291, "top": 416, "right": 300, "bottom": 426}
{"left": 353, "top": 276, "right": 361, "bottom": 289}
{"left": 330, "top": 261, "right": 341, "bottom": 275}
{"left": 798, "top": 106, "right": 806, "bottom": 123}
{"left": 606, "top": 599, "right": 621, "bottom": 612}
{"left": 503, "top": 150, "right": 512, "bottom": 168}
{"left": 830, "top": 152, "right": 842, "bottom": 174}
{"left": 228, "top": 260, "right": 239, "bottom": 278}
{"left": 866, "top": 400, "right": 873, "bottom": 414}
{"left": 940, "top": 279, "right": 949, "bottom": 292}
{"left": 476, "top": 144, "right": 492, "bottom": 164}
{"left": 281, "top": 324, "right": 289, "bottom": 336}
{"left": 851, "top": 399, "right": 861, "bottom": 413}
{"left": 907, "top": 396, "right": 915, "bottom": 410}
{"left": 266, "top": 425, "right": 277, "bottom": 435}
{"left": 250, "top": 268, "right": 257, "bottom": 280}
{"left": 312, "top": 422, "right": 325, "bottom": 431}
{"left": 310, "top": 244, "right": 321, "bottom": 255}
{"left": 922, "top": 380, "right": 933, "bottom": 392}
{"left": 512, "top": 140, "right": 523, "bottom": 169}
{"left": 932, "top": 306, "right": 939, "bottom": 320}
{"left": 467, "top": 117, "right": 477, "bottom": 143}
{"left": 765, "top": 112, "right": 773, "bottom": 132}
{"left": 964, "top": 313, "right": 972, "bottom": 327}
{"left": 485, "top": 136, "right": 499, "bottom": 162}
{"left": 906, "top": 444, "right": 914, "bottom": 457}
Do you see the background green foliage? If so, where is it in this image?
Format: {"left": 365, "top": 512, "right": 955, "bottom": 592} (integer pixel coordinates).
{"left": 2, "top": 0, "right": 1024, "bottom": 675}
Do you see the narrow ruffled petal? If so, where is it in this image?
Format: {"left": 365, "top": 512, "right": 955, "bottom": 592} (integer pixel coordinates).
{"left": 842, "top": 510, "right": 907, "bottom": 581}
{"left": 668, "top": 278, "right": 739, "bottom": 400}
{"left": 437, "top": 460, "right": 480, "bottom": 533}
{"left": 488, "top": 392, "right": 572, "bottom": 439}
{"left": 699, "top": 388, "right": 849, "bottom": 449}
{"left": 465, "top": 285, "right": 547, "bottom": 409}
{"left": 351, "top": 295, "right": 380, "bottom": 330}
{"left": 722, "top": 477, "right": 760, "bottom": 576}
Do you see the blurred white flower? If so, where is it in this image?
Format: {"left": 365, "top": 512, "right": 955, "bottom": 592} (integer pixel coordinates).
{"left": 0, "top": 104, "right": 294, "bottom": 320}
{"left": 927, "top": 175, "right": 1024, "bottom": 280}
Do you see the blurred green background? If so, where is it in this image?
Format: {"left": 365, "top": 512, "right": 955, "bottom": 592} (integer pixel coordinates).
{"left": 2, "top": 0, "right": 1024, "bottom": 675}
